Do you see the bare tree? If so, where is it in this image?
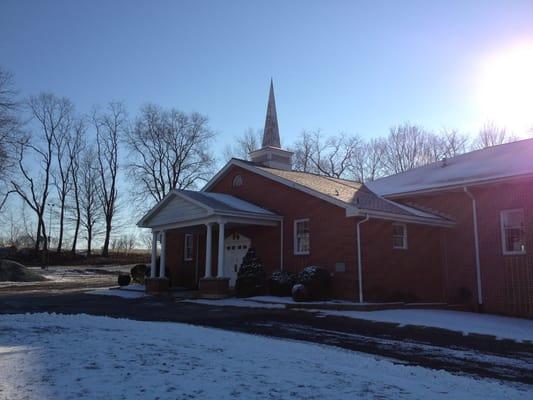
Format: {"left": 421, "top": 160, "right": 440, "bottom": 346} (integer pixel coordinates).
{"left": 79, "top": 147, "right": 101, "bottom": 256}
{"left": 292, "top": 130, "right": 362, "bottom": 179}
{"left": 11, "top": 93, "right": 73, "bottom": 251}
{"left": 349, "top": 138, "right": 387, "bottom": 182}
{"left": 292, "top": 130, "right": 316, "bottom": 173}
{"left": 111, "top": 233, "right": 137, "bottom": 255}
{"left": 94, "top": 102, "right": 126, "bottom": 257}
{"left": 472, "top": 122, "right": 518, "bottom": 149}
{"left": 438, "top": 128, "right": 470, "bottom": 158}
{"left": 382, "top": 123, "right": 440, "bottom": 174}
{"left": 52, "top": 113, "right": 78, "bottom": 253}
{"left": 126, "top": 104, "right": 216, "bottom": 208}
{"left": 223, "top": 128, "right": 262, "bottom": 161}
{"left": 67, "top": 119, "right": 85, "bottom": 254}
{"left": 0, "top": 67, "right": 22, "bottom": 210}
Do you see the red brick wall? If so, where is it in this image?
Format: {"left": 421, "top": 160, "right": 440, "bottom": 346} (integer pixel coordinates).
{"left": 165, "top": 229, "right": 198, "bottom": 289}
{"left": 210, "top": 165, "right": 358, "bottom": 299}
{"left": 360, "top": 220, "right": 447, "bottom": 303}
{"left": 163, "top": 165, "right": 449, "bottom": 303}
{"left": 398, "top": 177, "right": 533, "bottom": 317}
{"left": 204, "top": 165, "right": 446, "bottom": 302}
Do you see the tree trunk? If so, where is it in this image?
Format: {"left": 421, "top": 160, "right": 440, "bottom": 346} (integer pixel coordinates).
{"left": 87, "top": 226, "right": 92, "bottom": 257}
{"left": 34, "top": 218, "right": 42, "bottom": 251}
{"left": 71, "top": 185, "right": 81, "bottom": 254}
{"left": 101, "top": 219, "right": 111, "bottom": 257}
{"left": 56, "top": 198, "right": 65, "bottom": 253}
{"left": 71, "top": 212, "right": 80, "bottom": 254}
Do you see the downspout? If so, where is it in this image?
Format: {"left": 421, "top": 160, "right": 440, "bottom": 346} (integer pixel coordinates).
{"left": 356, "top": 214, "right": 370, "bottom": 303}
{"left": 464, "top": 187, "right": 483, "bottom": 307}
{"left": 280, "top": 217, "right": 284, "bottom": 271}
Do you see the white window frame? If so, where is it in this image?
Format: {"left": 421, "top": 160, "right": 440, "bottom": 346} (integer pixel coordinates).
{"left": 392, "top": 223, "right": 408, "bottom": 250}
{"left": 500, "top": 209, "right": 526, "bottom": 255}
{"left": 294, "top": 218, "right": 310, "bottom": 255}
{"left": 184, "top": 234, "right": 193, "bottom": 261}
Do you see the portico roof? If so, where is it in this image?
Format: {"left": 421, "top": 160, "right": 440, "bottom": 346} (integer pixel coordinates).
{"left": 137, "top": 189, "right": 281, "bottom": 230}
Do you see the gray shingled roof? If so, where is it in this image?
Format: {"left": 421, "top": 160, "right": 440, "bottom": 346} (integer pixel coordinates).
{"left": 253, "top": 166, "right": 448, "bottom": 221}
{"left": 368, "top": 138, "right": 533, "bottom": 197}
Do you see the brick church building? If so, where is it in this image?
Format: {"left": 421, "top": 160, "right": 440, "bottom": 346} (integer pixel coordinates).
{"left": 139, "top": 83, "right": 533, "bottom": 318}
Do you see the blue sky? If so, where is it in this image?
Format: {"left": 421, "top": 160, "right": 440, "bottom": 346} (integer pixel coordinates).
{"left": 2, "top": 0, "right": 533, "bottom": 153}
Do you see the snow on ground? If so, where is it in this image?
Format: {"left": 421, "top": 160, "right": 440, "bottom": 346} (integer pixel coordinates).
{"left": 184, "top": 298, "right": 284, "bottom": 309}
{"left": 311, "top": 309, "right": 533, "bottom": 343}
{"left": 186, "top": 297, "right": 533, "bottom": 343}
{"left": 0, "top": 313, "right": 530, "bottom": 400}
{"left": 119, "top": 283, "right": 145, "bottom": 292}
{"left": 89, "top": 288, "right": 146, "bottom": 299}
{"left": 249, "top": 295, "right": 357, "bottom": 305}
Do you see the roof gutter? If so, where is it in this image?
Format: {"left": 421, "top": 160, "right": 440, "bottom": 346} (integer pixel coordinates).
{"left": 382, "top": 172, "right": 533, "bottom": 200}
{"left": 463, "top": 186, "right": 483, "bottom": 307}
{"left": 356, "top": 214, "right": 370, "bottom": 303}
{"left": 347, "top": 208, "right": 455, "bottom": 228}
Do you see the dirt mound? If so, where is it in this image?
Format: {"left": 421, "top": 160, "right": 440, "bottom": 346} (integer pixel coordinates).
{"left": 0, "top": 259, "right": 47, "bottom": 282}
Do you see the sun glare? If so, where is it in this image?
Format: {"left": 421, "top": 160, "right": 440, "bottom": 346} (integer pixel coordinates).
{"left": 476, "top": 42, "right": 533, "bottom": 133}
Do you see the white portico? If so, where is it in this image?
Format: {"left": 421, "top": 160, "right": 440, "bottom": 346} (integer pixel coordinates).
{"left": 138, "top": 189, "right": 282, "bottom": 293}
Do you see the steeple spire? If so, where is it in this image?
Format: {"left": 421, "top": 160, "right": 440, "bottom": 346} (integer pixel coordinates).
{"left": 249, "top": 79, "right": 293, "bottom": 170}
{"left": 262, "top": 79, "right": 281, "bottom": 148}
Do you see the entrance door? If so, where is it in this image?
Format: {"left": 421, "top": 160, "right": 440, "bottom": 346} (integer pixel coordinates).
{"left": 224, "top": 233, "right": 251, "bottom": 286}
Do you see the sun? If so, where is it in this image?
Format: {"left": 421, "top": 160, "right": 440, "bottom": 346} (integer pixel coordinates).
{"left": 476, "top": 42, "right": 533, "bottom": 133}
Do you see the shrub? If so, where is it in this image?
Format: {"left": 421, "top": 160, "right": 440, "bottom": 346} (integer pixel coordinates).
{"left": 293, "top": 266, "right": 331, "bottom": 300}
{"left": 268, "top": 270, "right": 297, "bottom": 296}
{"left": 291, "top": 284, "right": 311, "bottom": 302}
{"left": 235, "top": 248, "right": 266, "bottom": 298}
{"left": 131, "top": 264, "right": 148, "bottom": 284}
{"left": 117, "top": 274, "right": 131, "bottom": 286}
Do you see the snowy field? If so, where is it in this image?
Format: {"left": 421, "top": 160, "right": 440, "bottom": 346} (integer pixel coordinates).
{"left": 184, "top": 297, "right": 533, "bottom": 342}
{"left": 0, "top": 313, "right": 531, "bottom": 400}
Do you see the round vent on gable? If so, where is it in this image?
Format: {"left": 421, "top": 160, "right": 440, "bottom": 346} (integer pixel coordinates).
{"left": 232, "top": 174, "right": 244, "bottom": 188}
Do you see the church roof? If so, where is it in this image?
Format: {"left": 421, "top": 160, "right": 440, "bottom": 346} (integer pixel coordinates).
{"left": 262, "top": 79, "right": 281, "bottom": 148}
{"left": 137, "top": 189, "right": 280, "bottom": 228}
{"left": 368, "top": 138, "right": 533, "bottom": 197}
{"left": 203, "top": 159, "right": 454, "bottom": 227}
{"left": 254, "top": 166, "right": 448, "bottom": 222}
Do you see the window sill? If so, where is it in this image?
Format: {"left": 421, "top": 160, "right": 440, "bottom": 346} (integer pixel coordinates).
{"left": 294, "top": 252, "right": 310, "bottom": 256}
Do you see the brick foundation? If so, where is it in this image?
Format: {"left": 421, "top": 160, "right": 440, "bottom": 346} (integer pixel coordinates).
{"left": 199, "top": 277, "right": 230, "bottom": 297}
{"left": 145, "top": 277, "right": 170, "bottom": 294}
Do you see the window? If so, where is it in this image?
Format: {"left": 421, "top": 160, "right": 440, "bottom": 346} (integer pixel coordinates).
{"left": 294, "top": 219, "right": 310, "bottom": 255}
{"left": 184, "top": 234, "right": 193, "bottom": 261}
{"left": 232, "top": 174, "right": 243, "bottom": 188}
{"left": 501, "top": 209, "right": 526, "bottom": 255}
{"left": 392, "top": 223, "right": 407, "bottom": 249}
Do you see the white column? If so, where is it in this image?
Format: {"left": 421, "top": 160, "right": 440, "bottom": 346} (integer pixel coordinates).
{"left": 159, "top": 230, "right": 166, "bottom": 278}
{"left": 204, "top": 223, "right": 213, "bottom": 278}
{"left": 150, "top": 231, "right": 157, "bottom": 278}
{"left": 217, "top": 221, "right": 225, "bottom": 278}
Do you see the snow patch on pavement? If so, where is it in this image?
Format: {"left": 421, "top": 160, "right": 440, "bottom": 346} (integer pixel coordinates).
{"left": 311, "top": 309, "right": 533, "bottom": 342}
{"left": 89, "top": 288, "right": 146, "bottom": 299}
{"left": 0, "top": 313, "right": 530, "bottom": 400}
{"left": 184, "top": 298, "right": 284, "bottom": 309}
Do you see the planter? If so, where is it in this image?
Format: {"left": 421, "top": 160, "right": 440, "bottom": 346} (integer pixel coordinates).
{"left": 145, "top": 277, "right": 170, "bottom": 294}
{"left": 199, "top": 277, "right": 230, "bottom": 297}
